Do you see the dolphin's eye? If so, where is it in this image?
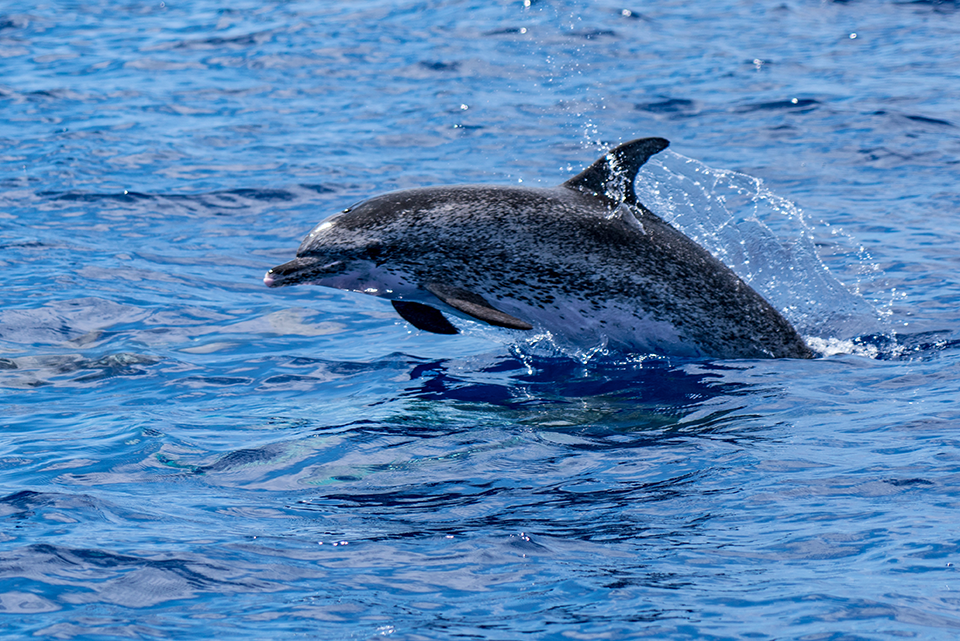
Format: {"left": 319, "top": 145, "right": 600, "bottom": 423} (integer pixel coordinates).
{"left": 363, "top": 245, "right": 382, "bottom": 260}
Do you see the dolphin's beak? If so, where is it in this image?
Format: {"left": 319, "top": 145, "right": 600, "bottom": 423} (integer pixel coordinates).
{"left": 263, "top": 269, "right": 281, "bottom": 287}
{"left": 264, "top": 257, "right": 339, "bottom": 288}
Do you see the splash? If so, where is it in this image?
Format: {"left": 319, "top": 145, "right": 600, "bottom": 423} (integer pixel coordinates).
{"left": 634, "top": 150, "right": 883, "bottom": 343}
{"left": 804, "top": 337, "right": 880, "bottom": 359}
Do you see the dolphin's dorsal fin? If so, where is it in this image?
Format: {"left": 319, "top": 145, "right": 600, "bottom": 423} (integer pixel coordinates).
{"left": 562, "top": 137, "right": 669, "bottom": 206}
{"left": 425, "top": 283, "right": 533, "bottom": 331}
{"left": 392, "top": 300, "right": 459, "bottom": 334}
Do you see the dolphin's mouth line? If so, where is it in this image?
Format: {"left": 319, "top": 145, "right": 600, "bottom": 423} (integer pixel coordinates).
{"left": 263, "top": 258, "right": 344, "bottom": 288}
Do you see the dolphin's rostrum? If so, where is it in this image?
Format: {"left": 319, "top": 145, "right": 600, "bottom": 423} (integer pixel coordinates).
{"left": 265, "top": 138, "right": 814, "bottom": 359}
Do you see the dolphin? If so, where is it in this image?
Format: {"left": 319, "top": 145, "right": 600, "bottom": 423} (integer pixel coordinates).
{"left": 265, "top": 138, "right": 814, "bottom": 359}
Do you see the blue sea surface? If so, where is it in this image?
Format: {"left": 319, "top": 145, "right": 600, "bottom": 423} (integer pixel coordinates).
{"left": 2, "top": 0, "right": 960, "bottom": 639}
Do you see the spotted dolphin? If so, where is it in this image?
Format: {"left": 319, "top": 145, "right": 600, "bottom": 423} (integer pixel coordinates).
{"left": 265, "top": 138, "right": 813, "bottom": 359}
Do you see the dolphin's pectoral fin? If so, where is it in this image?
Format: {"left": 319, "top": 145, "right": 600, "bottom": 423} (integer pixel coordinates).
{"left": 392, "top": 300, "right": 459, "bottom": 335}
{"left": 562, "top": 137, "right": 669, "bottom": 207}
{"left": 424, "top": 283, "right": 534, "bottom": 331}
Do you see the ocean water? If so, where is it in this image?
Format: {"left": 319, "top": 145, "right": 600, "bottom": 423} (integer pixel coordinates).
{"left": 2, "top": 0, "right": 960, "bottom": 639}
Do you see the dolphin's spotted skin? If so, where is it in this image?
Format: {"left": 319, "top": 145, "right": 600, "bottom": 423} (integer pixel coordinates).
{"left": 265, "top": 138, "right": 813, "bottom": 359}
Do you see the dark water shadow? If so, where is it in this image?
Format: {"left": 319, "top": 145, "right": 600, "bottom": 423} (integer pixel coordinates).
{"left": 404, "top": 352, "right": 753, "bottom": 398}
{"left": 391, "top": 353, "right": 766, "bottom": 434}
